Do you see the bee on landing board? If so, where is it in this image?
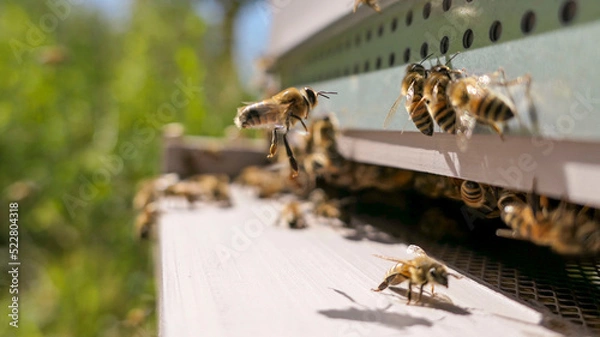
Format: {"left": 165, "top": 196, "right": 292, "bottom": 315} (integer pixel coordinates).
{"left": 186, "top": 174, "right": 232, "bottom": 207}
{"left": 372, "top": 245, "right": 461, "bottom": 304}
{"left": 234, "top": 87, "right": 336, "bottom": 178}
{"left": 447, "top": 69, "right": 531, "bottom": 151}
{"left": 353, "top": 0, "right": 381, "bottom": 13}
{"left": 385, "top": 55, "right": 435, "bottom": 136}
{"left": 496, "top": 182, "right": 600, "bottom": 255}
{"left": 134, "top": 202, "right": 160, "bottom": 240}
{"left": 133, "top": 174, "right": 180, "bottom": 211}
{"left": 277, "top": 200, "right": 308, "bottom": 229}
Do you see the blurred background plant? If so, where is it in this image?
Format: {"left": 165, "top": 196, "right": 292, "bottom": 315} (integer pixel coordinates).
{"left": 0, "top": 0, "right": 269, "bottom": 335}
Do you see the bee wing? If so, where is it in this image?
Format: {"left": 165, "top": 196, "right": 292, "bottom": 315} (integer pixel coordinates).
{"left": 383, "top": 94, "right": 404, "bottom": 129}
{"left": 373, "top": 254, "right": 413, "bottom": 266}
{"left": 406, "top": 244, "right": 428, "bottom": 257}
{"left": 455, "top": 109, "right": 476, "bottom": 152}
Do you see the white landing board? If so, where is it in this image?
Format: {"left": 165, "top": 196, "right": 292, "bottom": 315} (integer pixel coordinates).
{"left": 157, "top": 186, "right": 563, "bottom": 337}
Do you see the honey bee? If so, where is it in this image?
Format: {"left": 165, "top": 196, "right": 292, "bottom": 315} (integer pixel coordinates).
{"left": 447, "top": 70, "right": 531, "bottom": 151}
{"left": 413, "top": 173, "right": 462, "bottom": 201}
{"left": 134, "top": 202, "right": 160, "bottom": 240}
{"left": 163, "top": 181, "right": 202, "bottom": 207}
{"left": 278, "top": 200, "right": 308, "bottom": 229}
{"left": 133, "top": 174, "right": 180, "bottom": 210}
{"left": 186, "top": 174, "right": 232, "bottom": 207}
{"left": 353, "top": 0, "right": 381, "bottom": 13}
{"left": 496, "top": 184, "right": 600, "bottom": 255}
{"left": 423, "top": 65, "right": 458, "bottom": 134}
{"left": 234, "top": 87, "right": 336, "bottom": 178}
{"left": 309, "top": 189, "right": 353, "bottom": 223}
{"left": 385, "top": 56, "right": 434, "bottom": 136}
{"left": 236, "top": 166, "right": 289, "bottom": 198}
{"left": 372, "top": 245, "right": 460, "bottom": 304}
{"left": 460, "top": 180, "right": 499, "bottom": 218}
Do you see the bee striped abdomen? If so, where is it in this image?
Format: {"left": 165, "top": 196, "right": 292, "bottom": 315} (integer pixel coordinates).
{"left": 235, "top": 102, "right": 281, "bottom": 129}
{"left": 461, "top": 181, "right": 484, "bottom": 208}
{"left": 475, "top": 92, "right": 514, "bottom": 122}
{"left": 431, "top": 102, "right": 456, "bottom": 134}
{"left": 409, "top": 96, "right": 434, "bottom": 136}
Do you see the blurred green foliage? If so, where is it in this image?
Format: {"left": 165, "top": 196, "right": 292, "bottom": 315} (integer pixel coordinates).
{"left": 0, "top": 0, "right": 246, "bottom": 335}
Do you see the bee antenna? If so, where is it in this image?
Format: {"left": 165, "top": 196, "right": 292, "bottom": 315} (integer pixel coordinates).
{"left": 317, "top": 91, "right": 337, "bottom": 99}
{"left": 445, "top": 52, "right": 461, "bottom": 66}
{"left": 419, "top": 53, "right": 435, "bottom": 65}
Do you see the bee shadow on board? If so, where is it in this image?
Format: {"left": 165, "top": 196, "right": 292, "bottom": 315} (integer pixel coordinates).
{"left": 317, "top": 307, "right": 433, "bottom": 331}
{"left": 387, "top": 287, "right": 471, "bottom": 316}
{"left": 324, "top": 288, "right": 433, "bottom": 330}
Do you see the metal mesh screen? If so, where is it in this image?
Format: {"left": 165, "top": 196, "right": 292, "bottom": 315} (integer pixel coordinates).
{"left": 349, "top": 192, "right": 600, "bottom": 335}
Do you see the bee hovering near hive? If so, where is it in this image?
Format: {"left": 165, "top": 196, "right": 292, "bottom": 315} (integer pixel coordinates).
{"left": 384, "top": 55, "right": 434, "bottom": 136}
{"left": 447, "top": 69, "right": 531, "bottom": 151}
{"left": 372, "top": 245, "right": 461, "bottom": 304}
{"left": 234, "top": 87, "right": 336, "bottom": 178}
{"left": 353, "top": 0, "right": 381, "bottom": 13}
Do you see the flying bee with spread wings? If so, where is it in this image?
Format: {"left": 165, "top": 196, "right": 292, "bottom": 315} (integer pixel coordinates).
{"left": 235, "top": 87, "right": 336, "bottom": 178}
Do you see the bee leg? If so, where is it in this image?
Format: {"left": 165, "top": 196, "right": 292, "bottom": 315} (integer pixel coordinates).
{"left": 283, "top": 134, "right": 299, "bottom": 178}
{"left": 268, "top": 129, "right": 278, "bottom": 158}
{"left": 418, "top": 284, "right": 425, "bottom": 302}
{"left": 290, "top": 114, "right": 308, "bottom": 132}
{"left": 487, "top": 122, "right": 505, "bottom": 141}
{"left": 371, "top": 281, "right": 388, "bottom": 292}
{"left": 406, "top": 281, "right": 413, "bottom": 304}
{"left": 431, "top": 284, "right": 435, "bottom": 295}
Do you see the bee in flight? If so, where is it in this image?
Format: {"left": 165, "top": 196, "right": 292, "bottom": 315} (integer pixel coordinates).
{"left": 385, "top": 55, "right": 434, "bottom": 136}
{"left": 372, "top": 245, "right": 460, "bottom": 304}
{"left": 234, "top": 87, "right": 336, "bottom": 178}
{"left": 447, "top": 69, "right": 531, "bottom": 151}
{"left": 353, "top": 0, "right": 381, "bottom": 13}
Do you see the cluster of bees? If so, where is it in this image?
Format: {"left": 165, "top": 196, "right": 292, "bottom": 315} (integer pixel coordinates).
{"left": 386, "top": 54, "right": 531, "bottom": 151}
{"left": 133, "top": 173, "right": 232, "bottom": 239}
{"left": 234, "top": 82, "right": 600, "bottom": 256}
{"left": 414, "top": 172, "right": 600, "bottom": 255}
